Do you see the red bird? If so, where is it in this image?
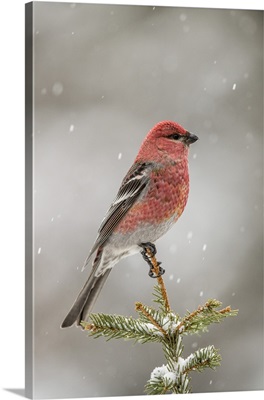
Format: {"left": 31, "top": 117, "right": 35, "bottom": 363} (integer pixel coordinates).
{"left": 61, "top": 121, "right": 198, "bottom": 328}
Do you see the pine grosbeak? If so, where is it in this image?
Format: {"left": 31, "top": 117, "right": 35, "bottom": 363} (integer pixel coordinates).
{"left": 62, "top": 120, "right": 198, "bottom": 328}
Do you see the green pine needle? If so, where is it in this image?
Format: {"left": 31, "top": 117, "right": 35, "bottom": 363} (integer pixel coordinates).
{"left": 81, "top": 270, "right": 238, "bottom": 395}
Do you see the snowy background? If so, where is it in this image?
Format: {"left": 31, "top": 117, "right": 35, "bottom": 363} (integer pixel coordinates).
{"left": 31, "top": 2, "right": 263, "bottom": 398}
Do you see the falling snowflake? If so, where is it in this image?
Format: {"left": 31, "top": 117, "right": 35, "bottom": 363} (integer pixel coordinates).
{"left": 187, "top": 231, "right": 193, "bottom": 240}
{"left": 52, "top": 82, "right": 64, "bottom": 96}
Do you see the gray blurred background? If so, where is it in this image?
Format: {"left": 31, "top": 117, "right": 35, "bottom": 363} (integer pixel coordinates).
{"left": 31, "top": 2, "right": 263, "bottom": 398}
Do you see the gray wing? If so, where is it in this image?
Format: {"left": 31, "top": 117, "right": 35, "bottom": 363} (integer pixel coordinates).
{"left": 82, "top": 161, "right": 154, "bottom": 270}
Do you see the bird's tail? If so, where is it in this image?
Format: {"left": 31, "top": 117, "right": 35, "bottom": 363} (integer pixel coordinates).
{"left": 61, "top": 254, "right": 111, "bottom": 328}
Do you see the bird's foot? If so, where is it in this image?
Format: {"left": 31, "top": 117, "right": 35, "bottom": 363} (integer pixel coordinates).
{"left": 140, "top": 242, "right": 165, "bottom": 278}
{"left": 148, "top": 261, "right": 165, "bottom": 278}
{"left": 140, "top": 242, "right": 157, "bottom": 258}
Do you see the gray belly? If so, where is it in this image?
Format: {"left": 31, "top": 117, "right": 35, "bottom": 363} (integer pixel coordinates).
{"left": 95, "top": 215, "right": 176, "bottom": 275}
{"left": 109, "top": 214, "right": 176, "bottom": 248}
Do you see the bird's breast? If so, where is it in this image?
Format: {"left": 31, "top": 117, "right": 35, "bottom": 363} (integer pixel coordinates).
{"left": 116, "top": 161, "right": 190, "bottom": 234}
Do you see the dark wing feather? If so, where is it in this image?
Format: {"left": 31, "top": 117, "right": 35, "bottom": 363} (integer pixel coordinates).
{"left": 82, "top": 162, "right": 154, "bottom": 270}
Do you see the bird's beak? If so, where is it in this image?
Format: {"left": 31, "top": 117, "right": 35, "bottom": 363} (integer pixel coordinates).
{"left": 184, "top": 131, "right": 199, "bottom": 145}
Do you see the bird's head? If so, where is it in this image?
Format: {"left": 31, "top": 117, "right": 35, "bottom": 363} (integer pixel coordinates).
{"left": 136, "top": 120, "right": 198, "bottom": 162}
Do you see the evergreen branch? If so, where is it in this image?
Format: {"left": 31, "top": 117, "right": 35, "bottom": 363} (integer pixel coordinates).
{"left": 135, "top": 302, "right": 167, "bottom": 336}
{"left": 81, "top": 254, "right": 238, "bottom": 395}
{"left": 177, "top": 299, "right": 239, "bottom": 335}
{"left": 145, "top": 345, "right": 221, "bottom": 395}
{"left": 145, "top": 361, "right": 191, "bottom": 395}
{"left": 81, "top": 313, "right": 163, "bottom": 343}
{"left": 181, "top": 345, "right": 221, "bottom": 373}
{"left": 145, "top": 247, "right": 170, "bottom": 312}
{"left": 162, "top": 331, "right": 183, "bottom": 370}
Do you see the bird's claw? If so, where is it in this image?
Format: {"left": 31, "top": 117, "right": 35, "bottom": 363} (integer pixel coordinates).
{"left": 149, "top": 262, "right": 165, "bottom": 278}
{"left": 140, "top": 242, "right": 164, "bottom": 278}
{"left": 140, "top": 242, "right": 156, "bottom": 267}
{"left": 140, "top": 242, "right": 157, "bottom": 257}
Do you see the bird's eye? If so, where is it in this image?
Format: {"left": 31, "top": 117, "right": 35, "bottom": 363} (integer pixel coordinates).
{"left": 168, "top": 133, "right": 181, "bottom": 140}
